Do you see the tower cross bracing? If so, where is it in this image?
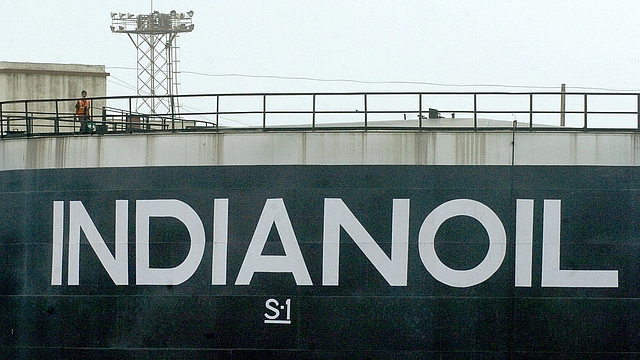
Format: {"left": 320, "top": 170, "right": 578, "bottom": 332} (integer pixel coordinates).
{"left": 111, "top": 10, "right": 194, "bottom": 115}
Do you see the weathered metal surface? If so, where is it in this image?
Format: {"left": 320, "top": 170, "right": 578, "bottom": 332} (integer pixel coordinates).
{"left": 0, "top": 165, "right": 639, "bottom": 357}
{"left": 1, "top": 131, "right": 640, "bottom": 171}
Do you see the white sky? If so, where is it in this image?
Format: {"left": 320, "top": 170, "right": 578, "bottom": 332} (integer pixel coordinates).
{"left": 3, "top": 0, "right": 640, "bottom": 95}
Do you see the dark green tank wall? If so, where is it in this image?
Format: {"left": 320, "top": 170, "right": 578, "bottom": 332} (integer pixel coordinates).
{"left": 1, "top": 165, "right": 639, "bottom": 358}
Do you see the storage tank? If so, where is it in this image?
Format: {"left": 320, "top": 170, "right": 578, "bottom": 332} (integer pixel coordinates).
{"left": 2, "top": 90, "right": 640, "bottom": 358}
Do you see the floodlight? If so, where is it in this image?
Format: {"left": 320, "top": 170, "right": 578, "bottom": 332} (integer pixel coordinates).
{"left": 187, "top": 10, "right": 194, "bottom": 17}
{"left": 111, "top": 12, "right": 117, "bottom": 19}
{"left": 170, "top": 10, "right": 177, "bottom": 17}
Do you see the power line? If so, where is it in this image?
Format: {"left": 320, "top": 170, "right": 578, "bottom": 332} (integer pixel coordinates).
{"left": 180, "top": 103, "right": 252, "bottom": 126}
{"left": 180, "top": 70, "right": 563, "bottom": 89}
{"left": 106, "top": 66, "right": 640, "bottom": 92}
{"left": 180, "top": 71, "right": 556, "bottom": 90}
{"left": 107, "top": 75, "right": 137, "bottom": 91}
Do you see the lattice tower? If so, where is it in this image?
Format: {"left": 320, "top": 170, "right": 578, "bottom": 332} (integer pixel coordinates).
{"left": 111, "top": 10, "right": 194, "bottom": 115}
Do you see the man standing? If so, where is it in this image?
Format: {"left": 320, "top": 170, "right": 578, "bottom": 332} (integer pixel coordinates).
{"left": 75, "top": 90, "right": 92, "bottom": 133}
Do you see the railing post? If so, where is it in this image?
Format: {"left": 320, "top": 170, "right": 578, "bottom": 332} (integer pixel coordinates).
{"left": 473, "top": 93, "right": 478, "bottom": 130}
{"left": 419, "top": 94, "right": 423, "bottom": 131}
{"left": 512, "top": 120, "right": 517, "bottom": 165}
{"left": 216, "top": 95, "right": 220, "bottom": 132}
{"left": 312, "top": 94, "right": 316, "bottom": 130}
{"left": 27, "top": 114, "right": 33, "bottom": 136}
{"left": 560, "top": 84, "right": 566, "bottom": 127}
{"left": 54, "top": 100, "right": 60, "bottom": 134}
{"left": 637, "top": 94, "right": 640, "bottom": 130}
{"left": 583, "top": 94, "right": 588, "bottom": 129}
{"left": 0, "top": 103, "right": 3, "bottom": 139}
{"left": 171, "top": 95, "right": 176, "bottom": 132}
{"left": 101, "top": 106, "right": 107, "bottom": 132}
{"left": 24, "top": 101, "right": 31, "bottom": 136}
{"left": 128, "top": 97, "right": 133, "bottom": 133}
{"left": 263, "top": 94, "right": 267, "bottom": 130}
{"left": 363, "top": 93, "right": 368, "bottom": 129}
{"left": 529, "top": 93, "right": 533, "bottom": 130}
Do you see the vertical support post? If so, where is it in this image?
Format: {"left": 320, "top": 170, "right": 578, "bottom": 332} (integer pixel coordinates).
{"left": 473, "top": 93, "right": 478, "bottom": 129}
{"left": 55, "top": 100, "right": 60, "bottom": 134}
{"left": 560, "top": 84, "right": 566, "bottom": 127}
{"left": 363, "top": 93, "right": 368, "bottom": 129}
{"left": 312, "top": 94, "right": 316, "bottom": 130}
{"left": 512, "top": 120, "right": 517, "bottom": 166}
{"left": 637, "top": 94, "right": 640, "bottom": 130}
{"left": 418, "top": 94, "right": 423, "bottom": 131}
{"left": 529, "top": 93, "right": 533, "bottom": 130}
{"left": 216, "top": 95, "right": 220, "bottom": 132}
{"left": 90, "top": 97, "right": 93, "bottom": 130}
{"left": 102, "top": 106, "right": 107, "bottom": 132}
{"left": 171, "top": 95, "right": 176, "bottom": 132}
{"left": 583, "top": 94, "right": 588, "bottom": 129}
{"left": 262, "top": 94, "right": 267, "bottom": 130}
{"left": 24, "top": 101, "right": 31, "bottom": 136}
{"left": 0, "top": 103, "right": 4, "bottom": 139}
{"left": 128, "top": 97, "right": 133, "bottom": 133}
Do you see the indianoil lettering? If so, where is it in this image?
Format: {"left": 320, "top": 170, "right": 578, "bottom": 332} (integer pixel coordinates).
{"left": 50, "top": 198, "right": 619, "bottom": 288}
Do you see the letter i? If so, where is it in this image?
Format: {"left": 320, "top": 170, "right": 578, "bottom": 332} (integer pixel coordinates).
{"left": 51, "top": 201, "right": 64, "bottom": 285}
{"left": 515, "top": 199, "right": 533, "bottom": 287}
{"left": 212, "top": 199, "right": 228, "bottom": 285}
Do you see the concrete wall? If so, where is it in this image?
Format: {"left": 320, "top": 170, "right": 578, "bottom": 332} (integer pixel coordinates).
{"left": 1, "top": 129, "right": 639, "bottom": 170}
{"left": 0, "top": 61, "right": 108, "bottom": 119}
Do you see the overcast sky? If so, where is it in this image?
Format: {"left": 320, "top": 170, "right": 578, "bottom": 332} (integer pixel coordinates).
{"left": 3, "top": 0, "right": 640, "bottom": 97}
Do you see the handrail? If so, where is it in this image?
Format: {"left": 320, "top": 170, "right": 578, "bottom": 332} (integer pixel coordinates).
{"left": 1, "top": 91, "right": 640, "bottom": 138}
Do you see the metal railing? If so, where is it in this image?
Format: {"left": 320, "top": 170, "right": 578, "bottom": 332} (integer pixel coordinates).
{"left": 2, "top": 92, "right": 640, "bottom": 138}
